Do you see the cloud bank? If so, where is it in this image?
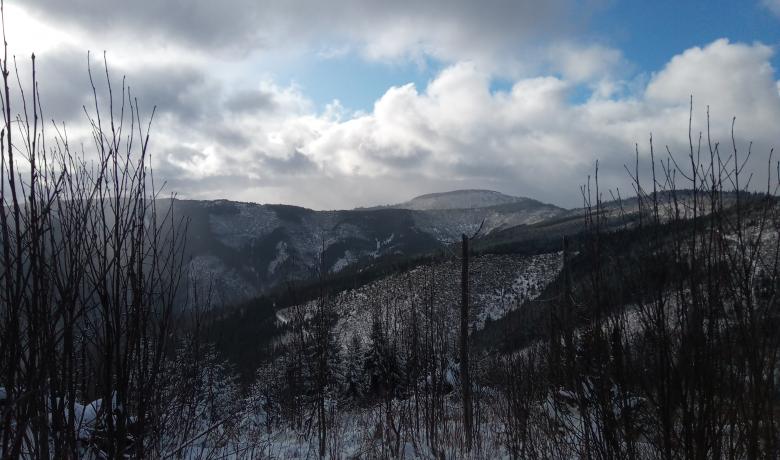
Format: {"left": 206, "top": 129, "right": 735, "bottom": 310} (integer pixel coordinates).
{"left": 7, "top": 1, "right": 780, "bottom": 209}
{"left": 144, "top": 39, "right": 779, "bottom": 208}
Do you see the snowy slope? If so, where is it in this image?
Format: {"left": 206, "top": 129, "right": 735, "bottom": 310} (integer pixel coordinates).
{"left": 410, "top": 201, "right": 566, "bottom": 242}
{"left": 275, "top": 251, "right": 563, "bottom": 350}
{"left": 176, "top": 200, "right": 442, "bottom": 307}
{"left": 173, "top": 193, "right": 568, "bottom": 307}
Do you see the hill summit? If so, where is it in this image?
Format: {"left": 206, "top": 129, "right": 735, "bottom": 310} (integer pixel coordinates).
{"left": 390, "top": 189, "right": 533, "bottom": 211}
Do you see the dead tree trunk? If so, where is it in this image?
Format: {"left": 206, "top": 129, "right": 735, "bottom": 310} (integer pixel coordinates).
{"left": 460, "top": 233, "right": 473, "bottom": 452}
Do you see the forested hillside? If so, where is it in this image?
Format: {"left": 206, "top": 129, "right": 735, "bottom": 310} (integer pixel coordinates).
{"left": 1, "top": 6, "right": 780, "bottom": 458}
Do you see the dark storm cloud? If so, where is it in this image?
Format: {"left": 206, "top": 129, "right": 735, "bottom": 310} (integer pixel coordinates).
{"left": 23, "top": 0, "right": 266, "bottom": 52}
{"left": 112, "top": 63, "right": 215, "bottom": 123}
{"left": 212, "top": 126, "right": 251, "bottom": 149}
{"left": 19, "top": 47, "right": 214, "bottom": 127}
{"left": 224, "top": 89, "right": 278, "bottom": 114}
{"left": 23, "top": 0, "right": 584, "bottom": 58}
{"left": 33, "top": 49, "right": 94, "bottom": 122}
{"left": 254, "top": 150, "right": 318, "bottom": 176}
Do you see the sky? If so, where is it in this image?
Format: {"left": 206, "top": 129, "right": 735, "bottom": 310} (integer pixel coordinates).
{"left": 6, "top": 0, "right": 780, "bottom": 209}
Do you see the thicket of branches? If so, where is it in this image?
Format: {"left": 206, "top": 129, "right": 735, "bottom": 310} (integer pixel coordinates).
{"left": 0, "top": 10, "right": 255, "bottom": 458}
{"left": 498, "top": 104, "right": 780, "bottom": 459}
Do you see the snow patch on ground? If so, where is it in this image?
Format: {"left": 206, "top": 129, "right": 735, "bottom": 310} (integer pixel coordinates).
{"left": 474, "top": 251, "right": 563, "bottom": 329}
{"left": 331, "top": 250, "right": 357, "bottom": 273}
{"left": 267, "top": 241, "right": 289, "bottom": 275}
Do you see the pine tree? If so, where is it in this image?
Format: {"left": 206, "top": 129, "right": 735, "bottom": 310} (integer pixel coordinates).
{"left": 363, "top": 316, "right": 402, "bottom": 399}
{"left": 344, "top": 334, "right": 364, "bottom": 401}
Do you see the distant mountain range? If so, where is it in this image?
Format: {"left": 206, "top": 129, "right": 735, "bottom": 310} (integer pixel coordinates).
{"left": 375, "top": 189, "right": 540, "bottom": 211}
{"left": 172, "top": 190, "right": 567, "bottom": 307}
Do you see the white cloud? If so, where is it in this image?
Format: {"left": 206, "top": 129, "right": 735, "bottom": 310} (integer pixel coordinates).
{"left": 6, "top": 1, "right": 780, "bottom": 209}
{"left": 138, "top": 39, "right": 780, "bottom": 209}
{"left": 762, "top": 0, "right": 780, "bottom": 17}
{"left": 647, "top": 39, "right": 776, "bottom": 108}
{"left": 0, "top": 3, "right": 73, "bottom": 55}
{"left": 550, "top": 43, "right": 627, "bottom": 83}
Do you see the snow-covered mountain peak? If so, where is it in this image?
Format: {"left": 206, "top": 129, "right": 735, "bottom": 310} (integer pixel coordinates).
{"left": 392, "top": 189, "right": 533, "bottom": 211}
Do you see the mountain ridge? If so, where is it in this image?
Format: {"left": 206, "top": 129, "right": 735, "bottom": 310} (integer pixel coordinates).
{"left": 167, "top": 190, "right": 568, "bottom": 308}
{"left": 360, "top": 188, "right": 564, "bottom": 212}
